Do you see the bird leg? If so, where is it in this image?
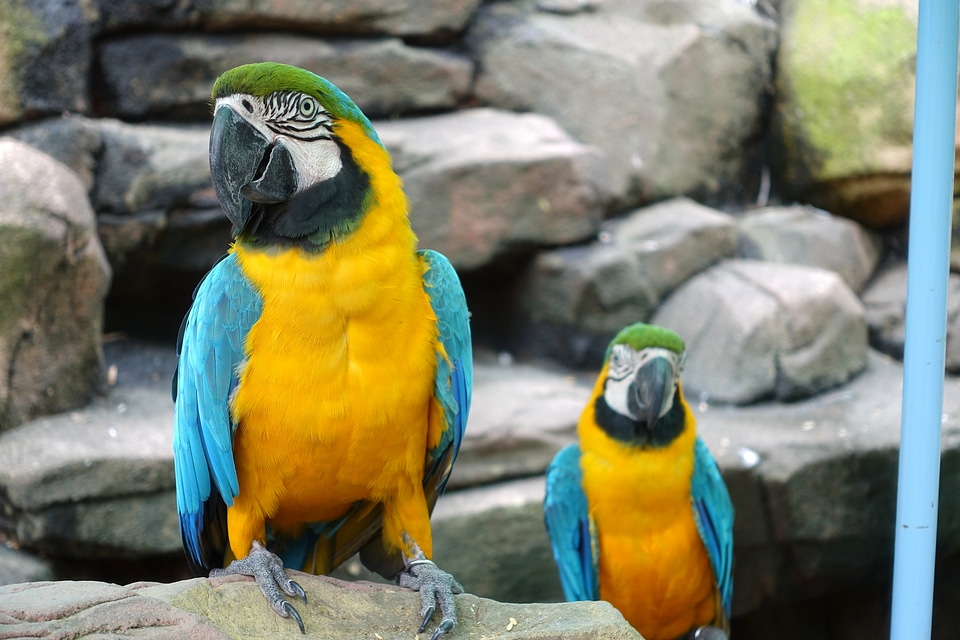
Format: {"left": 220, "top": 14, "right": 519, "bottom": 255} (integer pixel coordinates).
{"left": 397, "top": 537, "right": 464, "bottom": 640}
{"left": 210, "top": 540, "right": 308, "bottom": 634}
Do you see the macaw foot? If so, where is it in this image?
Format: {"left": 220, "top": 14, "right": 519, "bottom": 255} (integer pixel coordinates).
{"left": 210, "top": 540, "right": 308, "bottom": 634}
{"left": 687, "top": 625, "right": 729, "bottom": 640}
{"left": 398, "top": 558, "right": 464, "bottom": 640}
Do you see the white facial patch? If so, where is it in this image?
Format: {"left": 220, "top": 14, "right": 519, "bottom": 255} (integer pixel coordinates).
{"left": 215, "top": 93, "right": 343, "bottom": 192}
{"left": 603, "top": 345, "right": 683, "bottom": 421}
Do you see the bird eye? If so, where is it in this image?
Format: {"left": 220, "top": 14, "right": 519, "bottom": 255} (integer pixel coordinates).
{"left": 241, "top": 99, "right": 254, "bottom": 113}
{"left": 299, "top": 98, "right": 317, "bottom": 117}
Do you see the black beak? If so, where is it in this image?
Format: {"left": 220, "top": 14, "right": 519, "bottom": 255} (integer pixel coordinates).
{"left": 629, "top": 356, "right": 675, "bottom": 432}
{"left": 209, "top": 105, "right": 299, "bottom": 232}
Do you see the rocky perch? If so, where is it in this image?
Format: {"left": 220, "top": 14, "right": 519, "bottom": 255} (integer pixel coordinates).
{"left": 0, "top": 575, "right": 641, "bottom": 640}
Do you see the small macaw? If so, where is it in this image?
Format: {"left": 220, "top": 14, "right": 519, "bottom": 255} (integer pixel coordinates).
{"left": 544, "top": 323, "right": 734, "bottom": 640}
{"left": 172, "top": 62, "right": 472, "bottom": 639}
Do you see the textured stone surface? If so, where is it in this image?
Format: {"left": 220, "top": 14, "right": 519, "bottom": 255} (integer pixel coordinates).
{"left": 449, "top": 357, "right": 592, "bottom": 489}
{"left": 737, "top": 204, "right": 883, "bottom": 292}
{"left": 513, "top": 198, "right": 736, "bottom": 365}
{"left": 772, "top": 0, "right": 917, "bottom": 227}
{"left": 653, "top": 259, "right": 868, "bottom": 404}
{"left": 99, "top": 34, "right": 473, "bottom": 120}
{"left": 0, "top": 139, "right": 111, "bottom": 430}
{"left": 96, "top": 0, "right": 482, "bottom": 39}
{"left": 470, "top": 0, "right": 777, "bottom": 206}
{"left": 0, "top": 575, "right": 642, "bottom": 640}
{"left": 378, "top": 109, "right": 610, "bottom": 270}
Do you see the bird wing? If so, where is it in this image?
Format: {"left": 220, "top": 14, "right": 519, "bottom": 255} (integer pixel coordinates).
{"left": 544, "top": 444, "right": 599, "bottom": 601}
{"left": 690, "top": 436, "right": 735, "bottom": 618}
{"left": 172, "top": 252, "right": 263, "bottom": 575}
{"left": 418, "top": 249, "right": 472, "bottom": 499}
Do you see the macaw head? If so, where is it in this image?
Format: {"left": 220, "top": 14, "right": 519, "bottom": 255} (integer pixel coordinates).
{"left": 208, "top": 62, "right": 386, "bottom": 248}
{"left": 594, "top": 322, "right": 688, "bottom": 448}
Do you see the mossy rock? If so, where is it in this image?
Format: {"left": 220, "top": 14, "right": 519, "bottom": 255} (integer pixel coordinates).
{"left": 773, "top": 0, "right": 918, "bottom": 228}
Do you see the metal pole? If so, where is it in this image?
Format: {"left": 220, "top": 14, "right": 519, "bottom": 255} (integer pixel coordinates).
{"left": 890, "top": 1, "right": 959, "bottom": 638}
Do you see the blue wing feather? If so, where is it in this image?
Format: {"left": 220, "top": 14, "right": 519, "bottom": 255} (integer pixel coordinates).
{"left": 419, "top": 250, "right": 472, "bottom": 493}
{"left": 173, "top": 252, "right": 262, "bottom": 574}
{"left": 691, "top": 436, "right": 735, "bottom": 617}
{"left": 544, "top": 444, "right": 598, "bottom": 602}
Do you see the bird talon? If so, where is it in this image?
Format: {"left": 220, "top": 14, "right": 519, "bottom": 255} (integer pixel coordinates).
{"left": 281, "top": 600, "right": 305, "bottom": 635}
{"left": 418, "top": 605, "right": 436, "bottom": 633}
{"left": 290, "top": 579, "right": 307, "bottom": 604}
{"left": 430, "top": 618, "right": 455, "bottom": 640}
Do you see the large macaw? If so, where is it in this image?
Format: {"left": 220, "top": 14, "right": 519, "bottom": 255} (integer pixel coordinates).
{"left": 544, "top": 323, "right": 734, "bottom": 640}
{"left": 172, "top": 62, "right": 472, "bottom": 639}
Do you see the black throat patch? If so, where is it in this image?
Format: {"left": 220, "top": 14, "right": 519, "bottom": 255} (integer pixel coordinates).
{"left": 238, "top": 139, "right": 371, "bottom": 250}
{"left": 594, "top": 390, "right": 687, "bottom": 449}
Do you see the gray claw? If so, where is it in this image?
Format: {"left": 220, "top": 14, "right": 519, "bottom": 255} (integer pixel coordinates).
{"left": 418, "top": 605, "right": 436, "bottom": 633}
{"left": 430, "top": 618, "right": 455, "bottom": 640}
{"left": 290, "top": 579, "right": 308, "bottom": 604}
{"left": 211, "top": 541, "right": 307, "bottom": 633}
{"left": 399, "top": 559, "right": 462, "bottom": 638}
{"left": 282, "top": 601, "right": 305, "bottom": 635}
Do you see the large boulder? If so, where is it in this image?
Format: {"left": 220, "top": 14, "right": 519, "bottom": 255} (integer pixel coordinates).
{"left": 772, "top": 0, "right": 918, "bottom": 228}
{"left": 469, "top": 0, "right": 778, "bottom": 207}
{"left": 98, "top": 34, "right": 473, "bottom": 120}
{"left": 0, "top": 139, "right": 111, "bottom": 430}
{"left": 513, "top": 198, "right": 737, "bottom": 365}
{"left": 378, "top": 108, "right": 610, "bottom": 270}
{"left": 653, "top": 259, "right": 868, "bottom": 404}
{"left": 737, "top": 204, "right": 883, "bottom": 292}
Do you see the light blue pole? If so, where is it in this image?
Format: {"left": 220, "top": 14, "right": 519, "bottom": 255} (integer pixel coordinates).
{"left": 890, "top": 0, "right": 959, "bottom": 638}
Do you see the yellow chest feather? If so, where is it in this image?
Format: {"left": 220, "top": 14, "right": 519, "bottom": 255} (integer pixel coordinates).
{"left": 229, "top": 215, "right": 439, "bottom": 528}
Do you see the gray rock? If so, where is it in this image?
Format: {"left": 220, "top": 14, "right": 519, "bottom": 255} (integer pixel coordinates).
{"left": 0, "top": 545, "right": 53, "bottom": 586}
{"left": 862, "top": 261, "right": 908, "bottom": 361}
{"left": 207, "top": 0, "right": 482, "bottom": 38}
{"left": 772, "top": 0, "right": 916, "bottom": 228}
{"left": 614, "top": 198, "right": 739, "bottom": 299}
{"left": 862, "top": 261, "right": 960, "bottom": 374}
{"left": 513, "top": 198, "right": 736, "bottom": 365}
{"left": 8, "top": 115, "right": 102, "bottom": 193}
{"left": 434, "top": 477, "right": 565, "bottom": 603}
{"left": 0, "top": 139, "right": 111, "bottom": 429}
{"left": 0, "top": 575, "right": 642, "bottom": 639}
{"left": 96, "top": 0, "right": 481, "bottom": 38}
{"left": 99, "top": 34, "right": 473, "bottom": 120}
{"left": 0, "top": 384, "right": 179, "bottom": 556}
{"left": 448, "top": 356, "right": 592, "bottom": 489}
{"left": 470, "top": 0, "right": 777, "bottom": 206}
{"left": 0, "top": 0, "right": 93, "bottom": 126}
{"left": 653, "top": 259, "right": 868, "bottom": 404}
{"left": 378, "top": 109, "right": 610, "bottom": 270}
{"left": 93, "top": 119, "right": 212, "bottom": 216}
{"left": 737, "top": 204, "right": 883, "bottom": 292}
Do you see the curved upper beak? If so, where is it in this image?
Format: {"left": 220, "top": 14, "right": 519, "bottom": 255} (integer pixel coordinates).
{"left": 209, "top": 105, "right": 299, "bottom": 232}
{"left": 628, "top": 356, "right": 676, "bottom": 432}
